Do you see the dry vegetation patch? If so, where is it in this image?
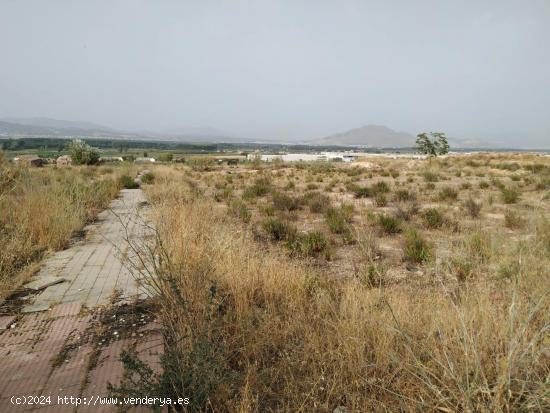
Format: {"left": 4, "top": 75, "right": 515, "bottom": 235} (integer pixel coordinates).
{"left": 130, "top": 154, "right": 550, "bottom": 412}
{"left": 0, "top": 156, "right": 137, "bottom": 299}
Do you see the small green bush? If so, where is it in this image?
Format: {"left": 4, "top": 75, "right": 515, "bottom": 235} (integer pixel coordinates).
{"left": 300, "top": 231, "right": 328, "bottom": 257}
{"left": 325, "top": 207, "right": 347, "bottom": 234}
{"left": 119, "top": 175, "right": 139, "bottom": 189}
{"left": 438, "top": 186, "right": 458, "bottom": 201}
{"left": 395, "top": 189, "right": 414, "bottom": 202}
{"left": 263, "top": 218, "right": 296, "bottom": 241}
{"left": 272, "top": 192, "right": 299, "bottom": 211}
{"left": 372, "top": 181, "right": 390, "bottom": 194}
{"left": 377, "top": 214, "right": 402, "bottom": 234}
{"left": 351, "top": 185, "right": 371, "bottom": 198}
{"left": 403, "top": 228, "right": 431, "bottom": 264}
{"left": 479, "top": 180, "right": 490, "bottom": 189}
{"left": 68, "top": 139, "right": 100, "bottom": 165}
{"left": 140, "top": 172, "right": 155, "bottom": 184}
{"left": 422, "top": 208, "right": 445, "bottom": 229}
{"left": 500, "top": 187, "right": 519, "bottom": 204}
{"left": 243, "top": 178, "right": 271, "bottom": 199}
{"left": 423, "top": 171, "right": 439, "bottom": 182}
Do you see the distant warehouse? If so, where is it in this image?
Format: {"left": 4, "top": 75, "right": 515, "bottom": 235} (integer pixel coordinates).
{"left": 247, "top": 152, "right": 357, "bottom": 163}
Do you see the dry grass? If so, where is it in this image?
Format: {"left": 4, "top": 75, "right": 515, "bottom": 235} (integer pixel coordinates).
{"left": 136, "top": 156, "right": 550, "bottom": 412}
{"left": 0, "top": 156, "right": 134, "bottom": 299}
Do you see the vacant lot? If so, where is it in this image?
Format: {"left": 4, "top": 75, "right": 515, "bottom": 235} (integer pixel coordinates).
{"left": 2, "top": 153, "right": 548, "bottom": 412}
{"left": 127, "top": 153, "right": 549, "bottom": 412}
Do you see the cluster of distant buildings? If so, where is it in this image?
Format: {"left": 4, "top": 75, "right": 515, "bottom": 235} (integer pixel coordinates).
{"left": 11, "top": 154, "right": 157, "bottom": 167}
{"left": 12, "top": 155, "right": 162, "bottom": 167}
{"left": 247, "top": 152, "right": 358, "bottom": 163}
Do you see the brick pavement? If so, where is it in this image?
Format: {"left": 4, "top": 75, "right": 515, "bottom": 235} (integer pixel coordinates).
{"left": 0, "top": 189, "right": 164, "bottom": 412}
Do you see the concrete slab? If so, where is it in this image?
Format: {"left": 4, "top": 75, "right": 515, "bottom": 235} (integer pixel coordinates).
{"left": 24, "top": 276, "right": 67, "bottom": 291}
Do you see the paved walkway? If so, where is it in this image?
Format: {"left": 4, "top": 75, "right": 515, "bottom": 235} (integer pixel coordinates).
{"left": 0, "top": 189, "right": 162, "bottom": 412}
{"left": 23, "top": 189, "right": 150, "bottom": 312}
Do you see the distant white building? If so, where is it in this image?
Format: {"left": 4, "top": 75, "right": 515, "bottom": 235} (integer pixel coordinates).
{"left": 134, "top": 157, "right": 156, "bottom": 163}
{"left": 99, "top": 156, "right": 123, "bottom": 163}
{"left": 247, "top": 152, "right": 357, "bottom": 163}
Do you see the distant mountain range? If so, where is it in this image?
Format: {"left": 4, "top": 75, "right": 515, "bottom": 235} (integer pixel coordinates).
{"left": 1, "top": 117, "right": 115, "bottom": 131}
{"left": 311, "top": 125, "right": 497, "bottom": 149}
{"left": 0, "top": 117, "right": 120, "bottom": 138}
{"left": 0, "top": 117, "right": 498, "bottom": 148}
{"left": 312, "top": 125, "right": 413, "bottom": 147}
{"left": 0, "top": 118, "right": 241, "bottom": 143}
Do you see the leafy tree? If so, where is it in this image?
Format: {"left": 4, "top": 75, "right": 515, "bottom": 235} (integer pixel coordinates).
{"left": 67, "top": 139, "right": 100, "bottom": 165}
{"left": 1, "top": 139, "right": 13, "bottom": 150}
{"left": 415, "top": 132, "right": 450, "bottom": 156}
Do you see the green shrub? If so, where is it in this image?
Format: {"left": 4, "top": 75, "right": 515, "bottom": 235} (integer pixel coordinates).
{"left": 403, "top": 228, "right": 431, "bottom": 264}
{"left": 300, "top": 231, "right": 328, "bottom": 257}
{"left": 422, "top": 208, "right": 445, "bottom": 229}
{"left": 423, "top": 171, "right": 439, "bottom": 182}
{"left": 140, "top": 172, "right": 155, "bottom": 184}
{"left": 395, "top": 189, "right": 414, "bottom": 202}
{"left": 68, "top": 139, "right": 100, "bottom": 165}
{"left": 243, "top": 178, "right": 271, "bottom": 199}
{"left": 325, "top": 207, "right": 347, "bottom": 234}
{"left": 351, "top": 185, "right": 370, "bottom": 198}
{"left": 119, "top": 175, "right": 139, "bottom": 189}
{"left": 500, "top": 187, "right": 519, "bottom": 204}
{"left": 395, "top": 203, "right": 419, "bottom": 221}
{"left": 372, "top": 181, "right": 390, "bottom": 194}
{"left": 438, "top": 186, "right": 458, "bottom": 201}
{"left": 272, "top": 192, "right": 299, "bottom": 211}
{"left": 263, "top": 218, "right": 296, "bottom": 241}
{"left": 495, "top": 162, "right": 520, "bottom": 171}
{"left": 479, "top": 180, "right": 490, "bottom": 189}
{"left": 377, "top": 214, "right": 402, "bottom": 234}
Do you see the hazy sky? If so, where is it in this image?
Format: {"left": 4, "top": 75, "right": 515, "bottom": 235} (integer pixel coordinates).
{"left": 1, "top": 1, "right": 549, "bottom": 145}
